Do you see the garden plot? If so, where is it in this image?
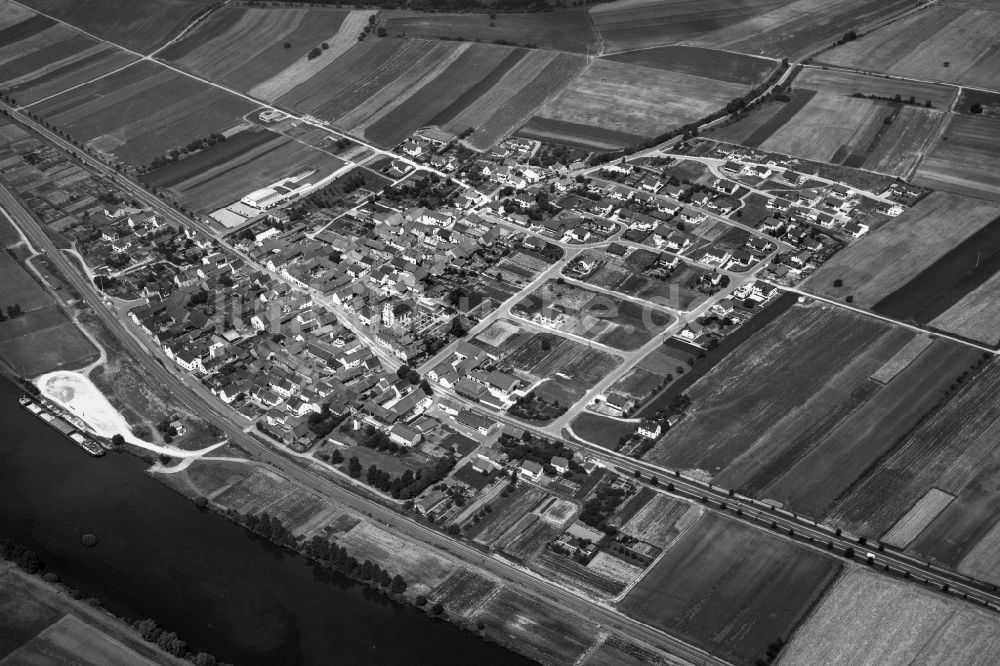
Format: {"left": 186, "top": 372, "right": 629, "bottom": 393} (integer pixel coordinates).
{"left": 337, "top": 521, "right": 451, "bottom": 593}
{"left": 432, "top": 569, "right": 499, "bottom": 616}
{"left": 622, "top": 495, "right": 702, "bottom": 548}
{"left": 530, "top": 551, "right": 630, "bottom": 600}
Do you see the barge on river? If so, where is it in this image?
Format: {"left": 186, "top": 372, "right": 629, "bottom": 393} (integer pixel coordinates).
{"left": 19, "top": 395, "right": 104, "bottom": 456}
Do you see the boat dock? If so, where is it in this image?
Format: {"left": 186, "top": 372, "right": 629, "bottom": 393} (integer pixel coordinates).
{"left": 19, "top": 395, "right": 105, "bottom": 456}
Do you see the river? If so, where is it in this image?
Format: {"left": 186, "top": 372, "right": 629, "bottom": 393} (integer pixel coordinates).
{"left": 0, "top": 378, "right": 530, "bottom": 665}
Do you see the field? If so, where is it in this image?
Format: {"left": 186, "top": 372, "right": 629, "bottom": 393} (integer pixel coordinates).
{"left": 881, "top": 489, "right": 956, "bottom": 548}
{"left": 518, "top": 280, "right": 674, "bottom": 351}
{"left": 646, "top": 304, "right": 900, "bottom": 479}
{"left": 32, "top": 60, "right": 256, "bottom": 166}
{"left": 585, "top": 551, "right": 645, "bottom": 587}
{"left": 803, "top": 192, "right": 1000, "bottom": 308}
{"left": 522, "top": 59, "right": 751, "bottom": 150}
{"left": 589, "top": 0, "right": 912, "bottom": 59}
{"left": 914, "top": 114, "right": 1000, "bottom": 202}
{"left": 475, "top": 588, "right": 599, "bottom": 666}
{"left": 530, "top": 550, "right": 630, "bottom": 599}
{"left": 159, "top": 6, "right": 353, "bottom": 96}
{"left": 337, "top": 521, "right": 452, "bottom": 593}
{"left": 607, "top": 366, "right": 666, "bottom": 404}
{"left": 382, "top": 9, "right": 599, "bottom": 53}
{"left": 18, "top": 0, "right": 211, "bottom": 53}
{"left": 0, "top": 253, "right": 97, "bottom": 376}
{"left": 143, "top": 128, "right": 345, "bottom": 212}
{"left": 212, "top": 467, "right": 333, "bottom": 534}
{"left": 603, "top": 46, "right": 774, "bottom": 85}
{"left": 0, "top": 5, "right": 141, "bottom": 106}
{"left": 479, "top": 322, "right": 621, "bottom": 403}
{"left": 570, "top": 412, "right": 636, "bottom": 449}
{"left": 734, "top": 69, "right": 951, "bottom": 173}
{"left": 761, "top": 338, "right": 981, "bottom": 517}
{"left": 618, "top": 512, "right": 841, "bottom": 665}
{"left": 467, "top": 485, "right": 545, "bottom": 545}
{"left": 779, "top": 568, "right": 1000, "bottom": 666}
{"left": 621, "top": 495, "right": 702, "bottom": 548}
{"left": 431, "top": 569, "right": 499, "bottom": 616}
{"left": 816, "top": 4, "right": 1000, "bottom": 89}
{"left": 827, "top": 361, "right": 1000, "bottom": 575}
{"left": 0, "top": 564, "right": 168, "bottom": 665}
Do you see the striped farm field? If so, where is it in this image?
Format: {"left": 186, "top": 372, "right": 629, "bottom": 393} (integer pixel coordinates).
{"left": 522, "top": 59, "right": 751, "bottom": 150}
{"left": 804, "top": 192, "right": 1000, "bottom": 308}
{"left": 32, "top": 59, "right": 256, "bottom": 165}
{"left": 18, "top": 0, "right": 212, "bottom": 54}
{"left": 158, "top": 6, "right": 365, "bottom": 101}
{"left": 817, "top": 4, "right": 1000, "bottom": 89}
{"left": 882, "top": 489, "right": 956, "bottom": 548}
{"left": 714, "top": 69, "right": 950, "bottom": 176}
{"left": 603, "top": 46, "right": 775, "bottom": 85}
{"left": 382, "top": 8, "right": 599, "bottom": 53}
{"left": 913, "top": 114, "right": 1000, "bottom": 202}
{"left": 590, "top": 0, "right": 912, "bottom": 58}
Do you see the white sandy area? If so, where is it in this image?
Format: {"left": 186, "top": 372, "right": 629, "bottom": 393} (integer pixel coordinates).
{"left": 35, "top": 371, "right": 225, "bottom": 458}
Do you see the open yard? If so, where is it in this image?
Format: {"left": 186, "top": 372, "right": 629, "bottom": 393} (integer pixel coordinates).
{"left": 780, "top": 568, "right": 1000, "bottom": 666}
{"left": 18, "top": 0, "right": 212, "bottom": 53}
{"left": 523, "top": 59, "right": 750, "bottom": 150}
{"left": 475, "top": 587, "right": 599, "bottom": 666}
{"left": 570, "top": 412, "right": 636, "bottom": 449}
{"left": 618, "top": 512, "right": 841, "bottom": 665}
{"left": 816, "top": 4, "right": 1000, "bottom": 89}
{"left": 803, "top": 192, "right": 1000, "bottom": 309}
{"left": 32, "top": 59, "right": 256, "bottom": 166}
{"left": 589, "top": 0, "right": 912, "bottom": 59}
{"left": 914, "top": 113, "right": 1000, "bottom": 202}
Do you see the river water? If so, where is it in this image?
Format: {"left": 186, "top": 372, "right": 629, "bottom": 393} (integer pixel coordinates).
{"left": 0, "top": 378, "right": 529, "bottom": 665}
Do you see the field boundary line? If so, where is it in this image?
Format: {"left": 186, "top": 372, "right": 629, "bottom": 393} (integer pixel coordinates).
{"left": 21, "top": 58, "right": 145, "bottom": 109}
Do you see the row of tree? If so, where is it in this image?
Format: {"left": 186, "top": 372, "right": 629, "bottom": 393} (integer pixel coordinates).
{"left": 303, "top": 536, "right": 408, "bottom": 595}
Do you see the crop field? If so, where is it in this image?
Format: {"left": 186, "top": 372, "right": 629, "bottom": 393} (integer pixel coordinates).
{"left": 803, "top": 192, "right": 1000, "bottom": 308}
{"left": 144, "top": 129, "right": 345, "bottom": 212}
{"left": 914, "top": 114, "right": 1000, "bottom": 202}
{"left": 442, "top": 51, "right": 587, "bottom": 151}
{"left": 159, "top": 6, "right": 353, "bottom": 96}
{"left": 0, "top": 566, "right": 67, "bottom": 659}
{"left": 337, "top": 521, "right": 452, "bottom": 593}
{"left": 780, "top": 568, "right": 1000, "bottom": 666}
{"left": 817, "top": 4, "right": 1000, "bottom": 89}
{"left": 619, "top": 512, "right": 841, "bottom": 665}
{"left": 647, "top": 304, "right": 902, "bottom": 480}
{"left": 212, "top": 466, "right": 331, "bottom": 532}
{"left": 524, "top": 59, "right": 750, "bottom": 150}
{"left": 382, "top": 9, "right": 599, "bottom": 53}
{"left": 881, "top": 489, "right": 956, "bottom": 548}
{"left": 475, "top": 588, "right": 599, "bottom": 666}
{"left": 0, "top": 254, "right": 96, "bottom": 376}
{"left": 4, "top": 46, "right": 138, "bottom": 107}
{"left": 587, "top": 636, "right": 663, "bottom": 666}
{"left": 590, "top": 0, "right": 911, "bottom": 58}
{"left": 18, "top": 0, "right": 211, "bottom": 53}
{"left": 828, "top": 361, "right": 1000, "bottom": 573}
{"left": 761, "top": 339, "right": 981, "bottom": 517}
{"left": 603, "top": 46, "right": 774, "bottom": 85}
{"left": 796, "top": 68, "right": 957, "bottom": 109}
{"left": 870, "top": 335, "right": 934, "bottom": 384}
{"left": 468, "top": 486, "right": 545, "bottom": 545}
{"left": 501, "top": 516, "right": 562, "bottom": 562}
{"left": 32, "top": 60, "right": 256, "bottom": 166}
{"left": 931, "top": 268, "right": 1000, "bottom": 347}
{"left": 586, "top": 552, "right": 645, "bottom": 587}
{"left": 531, "top": 551, "right": 629, "bottom": 599}
{"left": 622, "top": 495, "right": 702, "bottom": 548}
{"left": 492, "top": 327, "right": 620, "bottom": 401}
{"left": 431, "top": 569, "right": 499, "bottom": 616}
